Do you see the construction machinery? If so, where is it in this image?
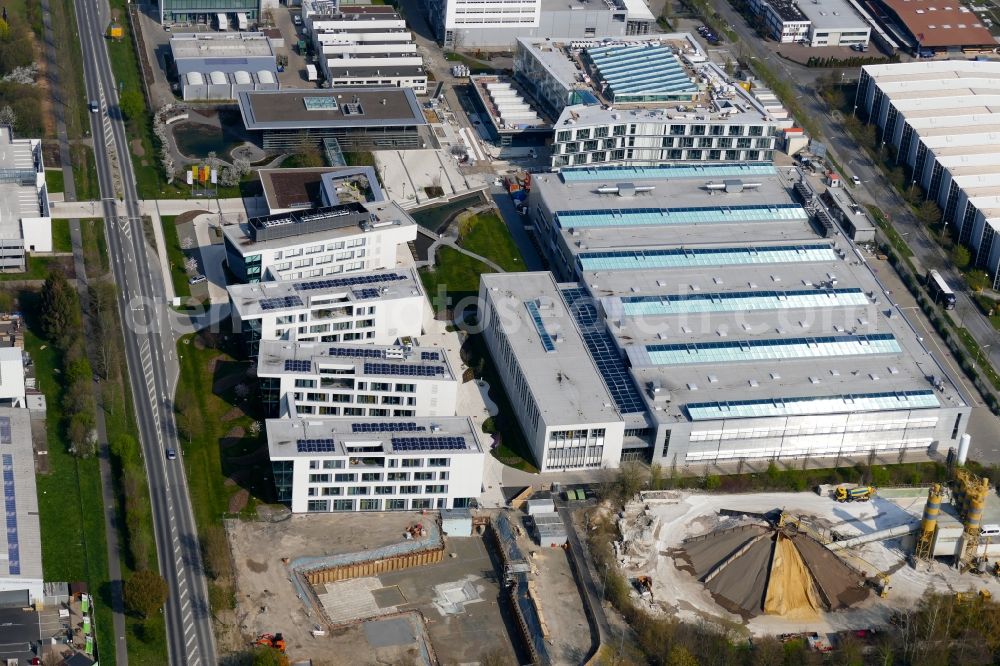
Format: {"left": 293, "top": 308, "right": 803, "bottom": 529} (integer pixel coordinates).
{"left": 256, "top": 633, "right": 286, "bottom": 653}
{"left": 633, "top": 575, "right": 653, "bottom": 601}
{"left": 834, "top": 486, "right": 875, "bottom": 503}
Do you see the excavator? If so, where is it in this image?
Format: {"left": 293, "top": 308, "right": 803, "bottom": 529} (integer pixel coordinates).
{"left": 256, "top": 633, "right": 287, "bottom": 653}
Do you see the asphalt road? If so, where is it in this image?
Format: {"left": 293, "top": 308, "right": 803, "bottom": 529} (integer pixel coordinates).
{"left": 74, "top": 1, "right": 216, "bottom": 664}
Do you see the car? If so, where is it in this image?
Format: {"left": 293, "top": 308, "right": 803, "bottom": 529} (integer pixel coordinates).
{"left": 188, "top": 274, "right": 207, "bottom": 285}
{"left": 165, "top": 448, "right": 177, "bottom": 460}
{"left": 293, "top": 14, "right": 302, "bottom": 25}
{"left": 852, "top": 176, "right": 862, "bottom": 186}
{"left": 89, "top": 100, "right": 99, "bottom": 113}
{"left": 164, "top": 25, "right": 171, "bottom": 32}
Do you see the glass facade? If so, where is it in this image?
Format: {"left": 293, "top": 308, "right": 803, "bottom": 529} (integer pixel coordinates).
{"left": 560, "top": 163, "right": 777, "bottom": 182}
{"left": 620, "top": 288, "right": 869, "bottom": 316}
{"left": 577, "top": 244, "right": 837, "bottom": 271}
{"left": 555, "top": 203, "right": 807, "bottom": 229}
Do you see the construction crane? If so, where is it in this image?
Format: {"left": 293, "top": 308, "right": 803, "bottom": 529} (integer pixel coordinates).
{"left": 834, "top": 486, "right": 876, "bottom": 503}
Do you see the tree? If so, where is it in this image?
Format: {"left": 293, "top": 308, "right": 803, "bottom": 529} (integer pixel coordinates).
{"left": 250, "top": 646, "right": 289, "bottom": 666}
{"left": 68, "top": 411, "right": 97, "bottom": 458}
{"left": 666, "top": 646, "right": 699, "bottom": 666}
{"left": 916, "top": 200, "right": 942, "bottom": 227}
{"left": 123, "top": 570, "right": 168, "bottom": 618}
{"left": 119, "top": 89, "right": 144, "bottom": 122}
{"left": 967, "top": 269, "right": 990, "bottom": 293}
{"left": 40, "top": 271, "right": 80, "bottom": 350}
{"left": 952, "top": 244, "right": 972, "bottom": 270}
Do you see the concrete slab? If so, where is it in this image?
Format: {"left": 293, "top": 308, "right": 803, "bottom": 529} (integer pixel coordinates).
{"left": 363, "top": 616, "right": 416, "bottom": 649}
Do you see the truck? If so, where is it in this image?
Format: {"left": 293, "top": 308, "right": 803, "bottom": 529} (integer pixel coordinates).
{"left": 834, "top": 486, "right": 875, "bottom": 502}
{"left": 306, "top": 64, "right": 318, "bottom": 81}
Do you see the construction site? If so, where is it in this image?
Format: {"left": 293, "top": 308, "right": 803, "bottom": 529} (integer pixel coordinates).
{"left": 614, "top": 469, "right": 1000, "bottom": 639}
{"left": 227, "top": 508, "right": 591, "bottom": 665}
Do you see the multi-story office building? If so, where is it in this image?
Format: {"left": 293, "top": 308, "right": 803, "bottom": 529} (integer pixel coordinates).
{"left": 159, "top": 0, "right": 260, "bottom": 26}
{"left": 480, "top": 163, "right": 971, "bottom": 471}
{"left": 257, "top": 340, "right": 458, "bottom": 418}
{"left": 267, "top": 416, "right": 484, "bottom": 512}
{"left": 303, "top": 4, "right": 427, "bottom": 93}
{"left": 228, "top": 266, "right": 427, "bottom": 356}
{"left": 0, "top": 127, "right": 50, "bottom": 272}
{"left": 857, "top": 61, "right": 1000, "bottom": 287}
{"left": 425, "top": 0, "right": 654, "bottom": 48}
{"left": 748, "top": 0, "right": 870, "bottom": 47}
{"left": 513, "top": 36, "right": 790, "bottom": 169}
{"left": 222, "top": 201, "right": 417, "bottom": 282}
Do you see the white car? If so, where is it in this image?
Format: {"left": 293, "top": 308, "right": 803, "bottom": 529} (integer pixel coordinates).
{"left": 188, "top": 274, "right": 207, "bottom": 285}
{"left": 851, "top": 176, "right": 861, "bottom": 186}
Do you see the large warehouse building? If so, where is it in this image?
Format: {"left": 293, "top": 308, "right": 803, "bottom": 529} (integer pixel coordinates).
{"left": 170, "top": 32, "right": 279, "bottom": 101}
{"left": 857, "top": 61, "right": 1000, "bottom": 287}
{"left": 480, "top": 163, "right": 971, "bottom": 472}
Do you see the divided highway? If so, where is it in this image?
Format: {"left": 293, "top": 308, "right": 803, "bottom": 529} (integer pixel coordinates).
{"left": 73, "top": 0, "right": 217, "bottom": 663}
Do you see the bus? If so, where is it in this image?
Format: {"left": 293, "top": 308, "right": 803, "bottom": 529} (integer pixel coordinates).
{"left": 926, "top": 269, "right": 956, "bottom": 309}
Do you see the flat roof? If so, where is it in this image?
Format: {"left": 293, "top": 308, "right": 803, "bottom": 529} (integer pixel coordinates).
{"left": 170, "top": 32, "right": 275, "bottom": 59}
{"left": 258, "top": 166, "right": 383, "bottom": 212}
{"left": 325, "top": 65, "right": 425, "bottom": 79}
{"left": 0, "top": 129, "right": 41, "bottom": 241}
{"left": 257, "top": 339, "right": 456, "bottom": 381}
{"left": 227, "top": 266, "right": 423, "bottom": 319}
{"left": 267, "top": 416, "right": 483, "bottom": 458}
{"left": 531, "top": 167, "right": 816, "bottom": 254}
{"left": 797, "top": 0, "right": 869, "bottom": 30}
{"left": 877, "top": 0, "right": 994, "bottom": 47}
{"left": 238, "top": 88, "right": 426, "bottom": 130}
{"left": 222, "top": 199, "right": 415, "bottom": 253}
{"left": 758, "top": 0, "right": 807, "bottom": 23}
{"left": 481, "top": 272, "right": 630, "bottom": 426}
{"left": 0, "top": 409, "right": 42, "bottom": 583}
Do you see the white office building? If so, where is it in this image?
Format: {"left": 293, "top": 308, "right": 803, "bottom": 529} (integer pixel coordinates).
{"left": 229, "top": 267, "right": 426, "bottom": 356}
{"left": 426, "top": 0, "right": 654, "bottom": 48}
{"left": 304, "top": 4, "right": 427, "bottom": 93}
{"left": 480, "top": 163, "right": 970, "bottom": 471}
{"left": 748, "top": 0, "right": 871, "bottom": 47}
{"left": 514, "top": 37, "right": 790, "bottom": 169}
{"left": 222, "top": 201, "right": 416, "bottom": 283}
{"left": 257, "top": 340, "right": 459, "bottom": 419}
{"left": 170, "top": 32, "right": 279, "bottom": 101}
{"left": 267, "top": 416, "right": 484, "bottom": 512}
{"left": 0, "top": 127, "right": 50, "bottom": 272}
{"left": 857, "top": 61, "right": 1000, "bottom": 287}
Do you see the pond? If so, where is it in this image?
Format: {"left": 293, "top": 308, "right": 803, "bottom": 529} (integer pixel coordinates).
{"left": 172, "top": 117, "right": 246, "bottom": 159}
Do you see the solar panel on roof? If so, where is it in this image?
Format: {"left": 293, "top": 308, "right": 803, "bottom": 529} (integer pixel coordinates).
{"left": 364, "top": 362, "right": 445, "bottom": 377}
{"left": 260, "top": 295, "right": 304, "bottom": 311}
{"left": 561, "top": 287, "right": 645, "bottom": 414}
{"left": 296, "top": 438, "right": 337, "bottom": 453}
{"left": 0, "top": 417, "right": 11, "bottom": 445}
{"left": 284, "top": 359, "right": 313, "bottom": 373}
{"left": 391, "top": 436, "right": 467, "bottom": 451}
{"left": 351, "top": 422, "right": 426, "bottom": 433}
{"left": 329, "top": 347, "right": 385, "bottom": 359}
{"left": 2, "top": 454, "right": 17, "bottom": 574}
{"left": 353, "top": 288, "right": 381, "bottom": 300}
{"left": 294, "top": 273, "right": 407, "bottom": 292}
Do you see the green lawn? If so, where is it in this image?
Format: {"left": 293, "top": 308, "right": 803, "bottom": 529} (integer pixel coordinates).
{"left": 51, "top": 219, "right": 72, "bottom": 253}
{"left": 457, "top": 211, "right": 524, "bottom": 272}
{"left": 160, "top": 216, "right": 192, "bottom": 300}
{"left": 22, "top": 297, "right": 116, "bottom": 666}
{"left": 0, "top": 255, "right": 74, "bottom": 281}
{"left": 419, "top": 246, "right": 493, "bottom": 307}
{"left": 71, "top": 145, "right": 101, "bottom": 201}
{"left": 46, "top": 168, "right": 65, "bottom": 195}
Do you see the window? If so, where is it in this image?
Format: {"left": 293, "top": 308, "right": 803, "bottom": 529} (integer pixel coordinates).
{"left": 375, "top": 485, "right": 394, "bottom": 495}
{"left": 399, "top": 485, "right": 420, "bottom": 494}
{"left": 348, "top": 486, "right": 369, "bottom": 496}
{"left": 728, "top": 125, "right": 744, "bottom": 136}
{"left": 295, "top": 379, "right": 316, "bottom": 388}
{"left": 334, "top": 473, "right": 356, "bottom": 483}
{"left": 556, "top": 130, "right": 572, "bottom": 142}
{"left": 323, "top": 460, "right": 344, "bottom": 469}
{"left": 307, "top": 500, "right": 329, "bottom": 512}
{"left": 362, "top": 472, "right": 382, "bottom": 482}
{"left": 414, "top": 471, "right": 434, "bottom": 480}
{"left": 411, "top": 498, "right": 432, "bottom": 509}
{"left": 613, "top": 125, "right": 626, "bottom": 136}
{"left": 595, "top": 126, "right": 609, "bottom": 138}
{"left": 425, "top": 485, "right": 447, "bottom": 494}
{"left": 691, "top": 125, "right": 706, "bottom": 136}
{"left": 321, "top": 487, "right": 342, "bottom": 496}
{"left": 388, "top": 472, "right": 409, "bottom": 481}
{"left": 387, "top": 499, "right": 406, "bottom": 510}
{"left": 332, "top": 499, "right": 355, "bottom": 511}
{"left": 309, "top": 460, "right": 320, "bottom": 470}
{"left": 402, "top": 459, "right": 423, "bottom": 468}
{"left": 575, "top": 128, "right": 591, "bottom": 140}
{"left": 309, "top": 474, "right": 330, "bottom": 483}
{"left": 395, "top": 383, "right": 416, "bottom": 393}
{"left": 359, "top": 499, "right": 381, "bottom": 511}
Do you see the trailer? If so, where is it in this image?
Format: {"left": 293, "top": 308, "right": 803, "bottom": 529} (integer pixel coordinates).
{"left": 306, "top": 64, "right": 318, "bottom": 81}
{"left": 236, "top": 12, "right": 248, "bottom": 30}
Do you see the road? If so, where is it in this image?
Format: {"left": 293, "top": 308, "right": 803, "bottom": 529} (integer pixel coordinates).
{"left": 73, "top": 1, "right": 216, "bottom": 664}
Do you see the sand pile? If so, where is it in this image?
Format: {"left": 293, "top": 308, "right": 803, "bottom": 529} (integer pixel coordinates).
{"left": 673, "top": 519, "right": 870, "bottom": 619}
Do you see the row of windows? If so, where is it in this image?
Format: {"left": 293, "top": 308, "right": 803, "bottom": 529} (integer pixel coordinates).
{"left": 308, "top": 497, "right": 461, "bottom": 511}
{"left": 273, "top": 305, "right": 377, "bottom": 325}
{"left": 556, "top": 124, "right": 768, "bottom": 143}
{"left": 295, "top": 379, "right": 416, "bottom": 393}
{"left": 307, "top": 483, "right": 449, "bottom": 496}
{"left": 307, "top": 458, "right": 450, "bottom": 472}
{"left": 689, "top": 418, "right": 939, "bottom": 442}
{"left": 296, "top": 406, "right": 416, "bottom": 417}
{"left": 553, "top": 149, "right": 773, "bottom": 166}
{"left": 275, "top": 238, "right": 364, "bottom": 260}
{"left": 275, "top": 329, "right": 375, "bottom": 342}
{"left": 483, "top": 298, "right": 542, "bottom": 435}
{"left": 269, "top": 263, "right": 368, "bottom": 280}
{"left": 272, "top": 251, "right": 366, "bottom": 273}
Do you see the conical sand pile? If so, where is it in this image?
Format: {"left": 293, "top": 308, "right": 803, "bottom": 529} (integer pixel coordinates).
{"left": 674, "top": 520, "right": 870, "bottom": 618}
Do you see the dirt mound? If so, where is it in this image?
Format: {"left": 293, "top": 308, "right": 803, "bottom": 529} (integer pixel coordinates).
{"left": 763, "top": 534, "right": 821, "bottom": 619}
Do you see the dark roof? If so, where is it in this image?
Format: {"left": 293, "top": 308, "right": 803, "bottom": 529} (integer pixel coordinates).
{"left": 0, "top": 607, "right": 39, "bottom": 662}
{"left": 878, "top": 0, "right": 994, "bottom": 47}
{"left": 326, "top": 65, "right": 426, "bottom": 79}
{"left": 238, "top": 88, "right": 426, "bottom": 130}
